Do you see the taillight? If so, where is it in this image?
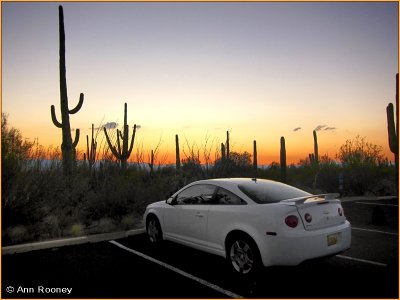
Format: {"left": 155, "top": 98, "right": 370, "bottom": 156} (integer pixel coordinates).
{"left": 338, "top": 207, "right": 343, "bottom": 216}
{"left": 304, "top": 213, "right": 312, "bottom": 223}
{"left": 285, "top": 215, "right": 299, "bottom": 228}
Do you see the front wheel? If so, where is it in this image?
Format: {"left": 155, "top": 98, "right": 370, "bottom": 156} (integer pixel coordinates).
{"left": 146, "top": 216, "right": 163, "bottom": 244}
{"left": 227, "top": 235, "right": 261, "bottom": 276}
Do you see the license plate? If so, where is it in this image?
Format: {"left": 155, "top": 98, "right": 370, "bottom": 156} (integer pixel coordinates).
{"left": 327, "top": 233, "right": 340, "bottom": 246}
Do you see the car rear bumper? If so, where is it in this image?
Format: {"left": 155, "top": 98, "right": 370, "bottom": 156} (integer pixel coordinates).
{"left": 260, "top": 221, "right": 351, "bottom": 267}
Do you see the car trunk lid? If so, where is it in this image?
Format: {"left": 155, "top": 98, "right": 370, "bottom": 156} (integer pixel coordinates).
{"left": 281, "top": 194, "right": 346, "bottom": 231}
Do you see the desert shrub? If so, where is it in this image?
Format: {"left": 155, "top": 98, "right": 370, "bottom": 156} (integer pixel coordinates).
{"left": 258, "top": 162, "right": 281, "bottom": 182}
{"left": 39, "top": 215, "right": 62, "bottom": 240}
{"left": 213, "top": 151, "right": 253, "bottom": 178}
{"left": 182, "top": 156, "right": 204, "bottom": 180}
{"left": 96, "top": 218, "right": 117, "bottom": 233}
{"left": 316, "top": 158, "right": 341, "bottom": 193}
{"left": 70, "top": 223, "right": 85, "bottom": 236}
{"left": 6, "top": 225, "right": 30, "bottom": 245}
{"left": 336, "top": 136, "right": 389, "bottom": 195}
{"left": 337, "top": 135, "right": 385, "bottom": 166}
{"left": 1, "top": 114, "right": 35, "bottom": 187}
{"left": 121, "top": 214, "right": 139, "bottom": 230}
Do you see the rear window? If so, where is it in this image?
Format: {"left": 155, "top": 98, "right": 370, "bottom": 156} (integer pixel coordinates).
{"left": 238, "top": 180, "right": 310, "bottom": 203}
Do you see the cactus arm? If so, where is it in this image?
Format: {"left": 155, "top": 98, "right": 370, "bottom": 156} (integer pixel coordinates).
{"left": 72, "top": 129, "right": 80, "bottom": 147}
{"left": 128, "top": 124, "right": 137, "bottom": 155}
{"left": 387, "top": 103, "right": 398, "bottom": 154}
{"left": 91, "top": 124, "right": 96, "bottom": 161}
{"left": 51, "top": 105, "right": 63, "bottom": 128}
{"left": 69, "top": 93, "right": 84, "bottom": 114}
{"left": 86, "top": 135, "right": 90, "bottom": 159}
{"left": 116, "top": 129, "right": 122, "bottom": 156}
{"left": 92, "top": 142, "right": 97, "bottom": 161}
{"left": 104, "top": 127, "right": 122, "bottom": 159}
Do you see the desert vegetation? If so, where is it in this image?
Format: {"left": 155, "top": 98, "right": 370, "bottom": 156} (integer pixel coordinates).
{"left": 2, "top": 111, "right": 397, "bottom": 246}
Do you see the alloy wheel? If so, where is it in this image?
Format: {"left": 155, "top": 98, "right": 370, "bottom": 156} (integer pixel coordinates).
{"left": 229, "top": 239, "right": 254, "bottom": 274}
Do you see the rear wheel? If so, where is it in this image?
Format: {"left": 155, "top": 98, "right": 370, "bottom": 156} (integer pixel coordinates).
{"left": 146, "top": 216, "right": 163, "bottom": 244}
{"left": 227, "top": 234, "right": 261, "bottom": 277}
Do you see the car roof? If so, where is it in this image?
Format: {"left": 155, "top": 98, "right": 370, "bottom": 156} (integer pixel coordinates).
{"left": 193, "top": 178, "right": 278, "bottom": 188}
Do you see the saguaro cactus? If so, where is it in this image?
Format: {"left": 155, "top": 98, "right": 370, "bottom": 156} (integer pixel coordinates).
{"left": 386, "top": 73, "right": 399, "bottom": 182}
{"left": 104, "top": 103, "right": 136, "bottom": 170}
{"left": 313, "top": 130, "right": 319, "bottom": 166}
{"left": 280, "top": 136, "right": 287, "bottom": 183}
{"left": 85, "top": 124, "right": 97, "bottom": 170}
{"left": 149, "top": 149, "right": 154, "bottom": 176}
{"left": 226, "top": 131, "right": 230, "bottom": 160}
{"left": 50, "top": 6, "right": 84, "bottom": 176}
{"left": 221, "top": 143, "right": 226, "bottom": 160}
{"left": 175, "top": 134, "right": 181, "bottom": 171}
{"left": 253, "top": 140, "right": 258, "bottom": 178}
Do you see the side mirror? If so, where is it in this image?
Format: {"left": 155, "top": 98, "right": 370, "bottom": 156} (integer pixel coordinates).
{"left": 166, "top": 197, "right": 177, "bottom": 205}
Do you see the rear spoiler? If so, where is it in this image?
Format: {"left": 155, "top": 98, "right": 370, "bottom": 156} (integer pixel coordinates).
{"left": 281, "top": 193, "right": 340, "bottom": 205}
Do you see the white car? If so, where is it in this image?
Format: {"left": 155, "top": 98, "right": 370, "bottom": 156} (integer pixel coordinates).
{"left": 143, "top": 178, "right": 351, "bottom": 275}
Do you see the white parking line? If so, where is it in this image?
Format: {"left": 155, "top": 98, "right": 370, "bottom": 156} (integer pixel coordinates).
{"left": 109, "top": 240, "right": 243, "bottom": 299}
{"left": 352, "top": 227, "right": 398, "bottom": 236}
{"left": 355, "top": 202, "right": 398, "bottom": 207}
{"left": 336, "top": 255, "right": 387, "bottom": 267}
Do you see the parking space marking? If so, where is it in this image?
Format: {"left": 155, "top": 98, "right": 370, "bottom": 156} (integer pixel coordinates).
{"left": 352, "top": 227, "right": 398, "bottom": 236}
{"left": 109, "top": 240, "right": 243, "bottom": 299}
{"left": 336, "top": 255, "right": 387, "bottom": 267}
{"left": 355, "top": 202, "right": 398, "bottom": 207}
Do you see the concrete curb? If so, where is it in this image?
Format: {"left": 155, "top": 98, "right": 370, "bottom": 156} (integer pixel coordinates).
{"left": 2, "top": 228, "right": 145, "bottom": 255}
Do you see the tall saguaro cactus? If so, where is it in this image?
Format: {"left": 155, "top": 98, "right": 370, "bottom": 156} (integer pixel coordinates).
{"left": 175, "top": 134, "right": 181, "bottom": 171}
{"left": 104, "top": 103, "right": 136, "bottom": 170}
{"left": 386, "top": 73, "right": 399, "bottom": 182}
{"left": 50, "top": 6, "right": 84, "bottom": 176}
{"left": 253, "top": 140, "right": 258, "bottom": 178}
{"left": 280, "top": 136, "right": 287, "bottom": 183}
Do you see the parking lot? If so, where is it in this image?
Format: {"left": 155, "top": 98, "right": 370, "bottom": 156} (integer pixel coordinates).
{"left": 2, "top": 197, "right": 398, "bottom": 298}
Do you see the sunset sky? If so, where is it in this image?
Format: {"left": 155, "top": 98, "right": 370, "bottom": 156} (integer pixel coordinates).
{"left": 2, "top": 2, "right": 398, "bottom": 164}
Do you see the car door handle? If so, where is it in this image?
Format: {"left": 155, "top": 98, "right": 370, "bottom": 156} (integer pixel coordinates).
{"left": 195, "top": 212, "right": 204, "bottom": 218}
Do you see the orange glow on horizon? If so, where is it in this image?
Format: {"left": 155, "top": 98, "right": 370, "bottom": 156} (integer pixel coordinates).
{"left": 25, "top": 133, "right": 395, "bottom": 166}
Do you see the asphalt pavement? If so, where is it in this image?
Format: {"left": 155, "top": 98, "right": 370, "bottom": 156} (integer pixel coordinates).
{"left": 2, "top": 197, "right": 398, "bottom": 298}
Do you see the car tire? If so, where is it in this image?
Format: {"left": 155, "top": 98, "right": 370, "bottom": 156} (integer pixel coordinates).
{"left": 146, "top": 215, "right": 163, "bottom": 245}
{"left": 227, "top": 234, "right": 261, "bottom": 277}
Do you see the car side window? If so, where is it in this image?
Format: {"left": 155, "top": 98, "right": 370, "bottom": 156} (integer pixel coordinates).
{"left": 175, "top": 184, "right": 216, "bottom": 205}
{"left": 214, "top": 187, "right": 246, "bottom": 205}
